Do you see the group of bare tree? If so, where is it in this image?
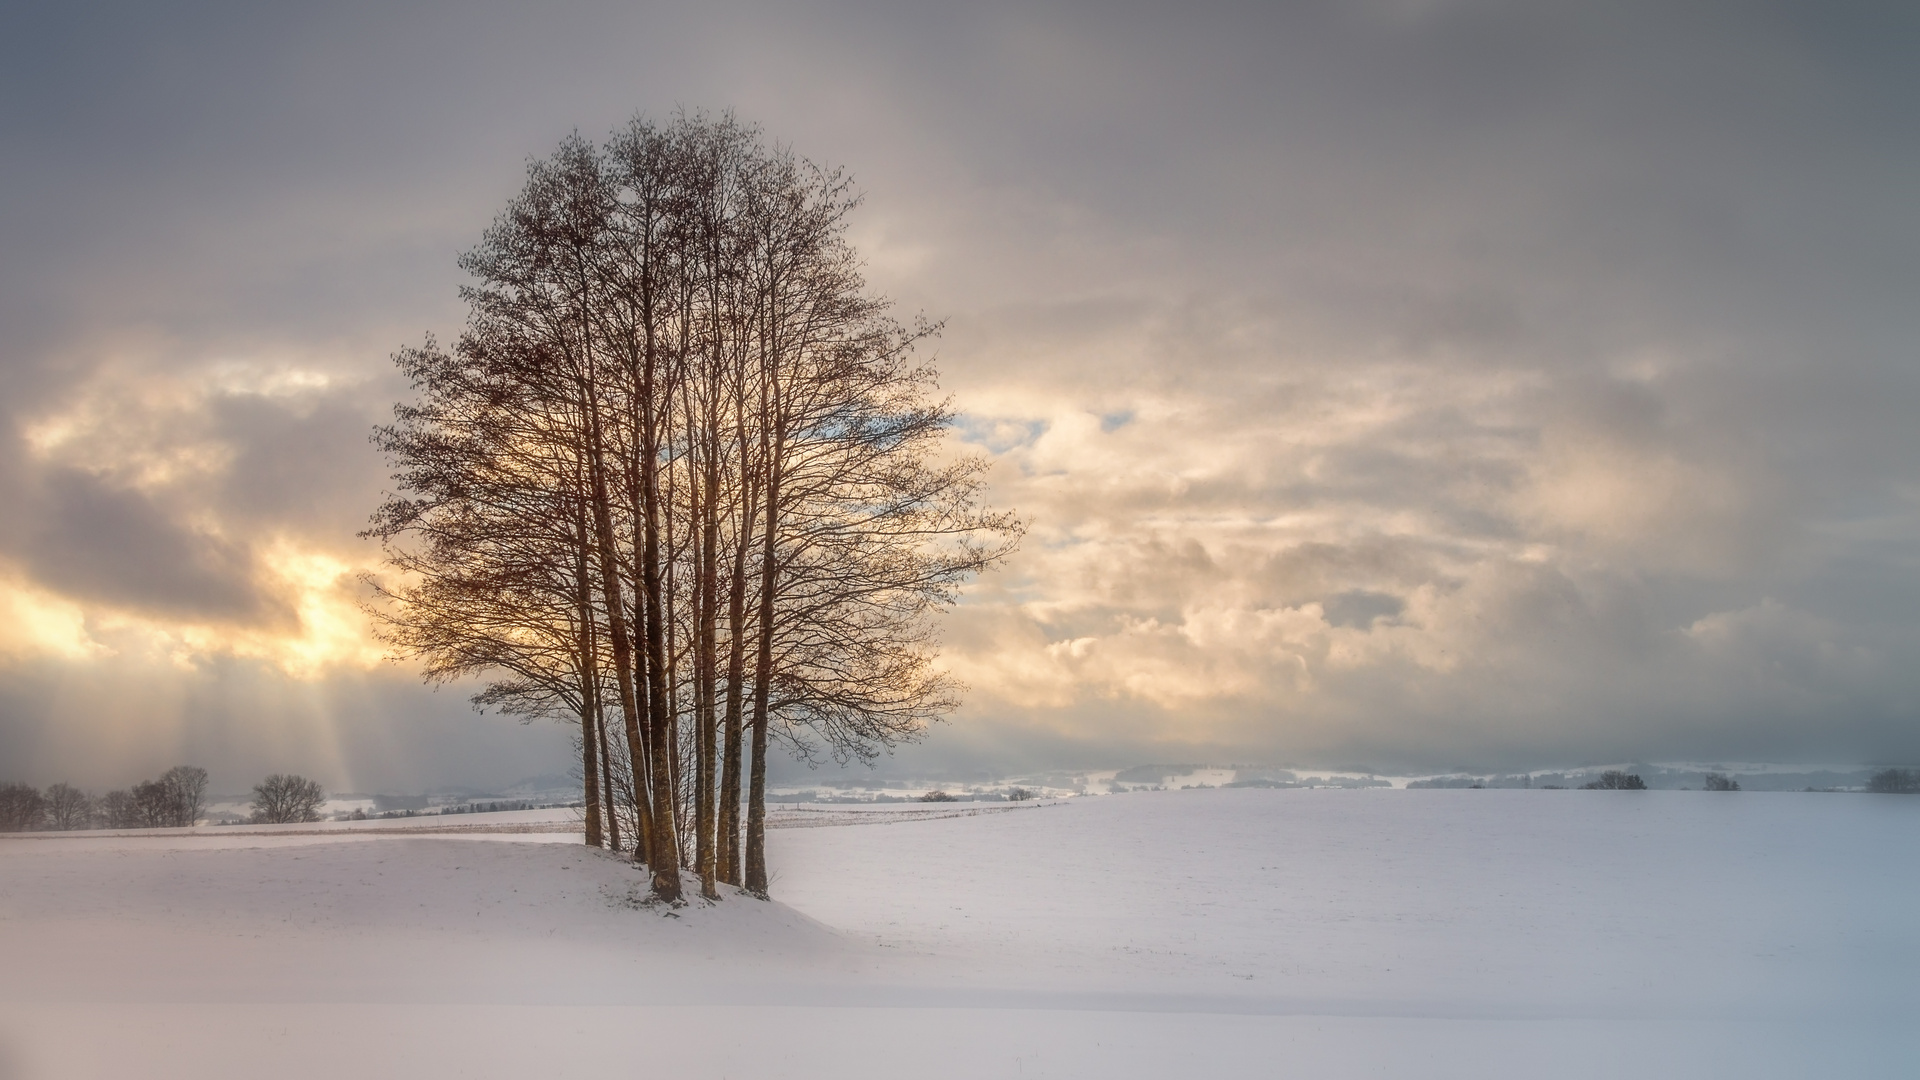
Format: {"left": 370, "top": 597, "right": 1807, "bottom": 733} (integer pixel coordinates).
{"left": 1582, "top": 771, "right": 1648, "bottom": 790}
{"left": 0, "top": 766, "right": 208, "bottom": 831}
{"left": 1867, "top": 768, "right": 1919, "bottom": 794}
{"left": 366, "top": 113, "right": 1018, "bottom": 903}
{"left": 0, "top": 768, "right": 334, "bottom": 831}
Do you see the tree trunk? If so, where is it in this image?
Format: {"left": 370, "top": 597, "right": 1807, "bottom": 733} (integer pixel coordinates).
{"left": 575, "top": 257, "right": 655, "bottom": 868}
{"left": 573, "top": 513, "right": 604, "bottom": 849}
{"left": 696, "top": 442, "right": 722, "bottom": 898}
{"left": 639, "top": 353, "right": 683, "bottom": 902}
{"left": 579, "top": 684, "right": 603, "bottom": 848}
{"left": 663, "top": 441, "right": 688, "bottom": 866}
{"left": 718, "top": 402, "right": 758, "bottom": 886}
{"left": 585, "top": 409, "right": 653, "bottom": 870}
{"left": 597, "top": 696, "right": 620, "bottom": 851}
{"left": 690, "top": 389, "right": 720, "bottom": 899}
{"left": 744, "top": 416, "right": 783, "bottom": 897}
{"left": 623, "top": 442, "right": 656, "bottom": 863}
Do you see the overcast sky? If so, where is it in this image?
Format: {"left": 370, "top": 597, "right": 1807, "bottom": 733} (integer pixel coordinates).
{"left": 2, "top": 0, "right": 1917, "bottom": 792}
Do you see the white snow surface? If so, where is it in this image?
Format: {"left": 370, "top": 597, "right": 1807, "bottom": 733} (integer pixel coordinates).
{"left": 2, "top": 788, "right": 1915, "bottom": 1077}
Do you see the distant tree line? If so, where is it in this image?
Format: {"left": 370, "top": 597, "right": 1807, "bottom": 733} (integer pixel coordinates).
{"left": 365, "top": 112, "right": 1019, "bottom": 902}
{"left": 1582, "top": 771, "right": 1646, "bottom": 789}
{"left": 1405, "top": 769, "right": 1742, "bottom": 790}
{"left": 0, "top": 768, "right": 331, "bottom": 830}
{"left": 0, "top": 766, "right": 207, "bottom": 831}
{"left": 1867, "top": 768, "right": 1919, "bottom": 794}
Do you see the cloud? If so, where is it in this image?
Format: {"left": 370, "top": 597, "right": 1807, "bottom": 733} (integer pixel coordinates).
{"left": 21, "top": 468, "right": 267, "bottom": 621}
{"left": 922, "top": 273, "right": 1918, "bottom": 767}
{"left": 2, "top": 0, "right": 1917, "bottom": 786}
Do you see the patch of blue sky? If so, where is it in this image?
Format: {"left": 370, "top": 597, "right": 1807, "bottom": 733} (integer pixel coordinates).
{"left": 953, "top": 414, "right": 1048, "bottom": 454}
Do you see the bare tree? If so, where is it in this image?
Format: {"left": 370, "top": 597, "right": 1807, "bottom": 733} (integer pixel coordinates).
{"left": 1702, "top": 773, "right": 1739, "bottom": 792}
{"left": 735, "top": 148, "right": 1020, "bottom": 894}
{"left": 162, "top": 765, "right": 209, "bottom": 826}
{"left": 131, "top": 779, "right": 174, "bottom": 827}
{"left": 252, "top": 774, "right": 327, "bottom": 823}
{"left": 0, "top": 783, "right": 45, "bottom": 831}
{"left": 98, "top": 789, "right": 138, "bottom": 829}
{"left": 44, "top": 783, "right": 91, "bottom": 829}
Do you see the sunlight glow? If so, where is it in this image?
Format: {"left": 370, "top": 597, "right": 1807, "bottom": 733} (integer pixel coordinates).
{"left": 126, "top": 541, "right": 388, "bottom": 678}
{"left": 0, "top": 571, "right": 106, "bottom": 661}
{"left": 1, "top": 542, "right": 385, "bottom": 680}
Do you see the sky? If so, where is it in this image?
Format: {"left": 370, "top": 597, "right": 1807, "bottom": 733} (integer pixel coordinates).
{"left": 1, "top": 0, "right": 1917, "bottom": 793}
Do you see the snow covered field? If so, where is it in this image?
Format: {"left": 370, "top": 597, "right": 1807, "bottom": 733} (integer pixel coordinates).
{"left": 2, "top": 788, "right": 1915, "bottom": 1078}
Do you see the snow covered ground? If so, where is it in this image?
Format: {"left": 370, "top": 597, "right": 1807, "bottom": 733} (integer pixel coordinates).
{"left": 2, "top": 788, "right": 1915, "bottom": 1078}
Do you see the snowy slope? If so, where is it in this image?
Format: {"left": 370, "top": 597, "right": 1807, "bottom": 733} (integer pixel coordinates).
{"left": 2, "top": 789, "right": 1915, "bottom": 1078}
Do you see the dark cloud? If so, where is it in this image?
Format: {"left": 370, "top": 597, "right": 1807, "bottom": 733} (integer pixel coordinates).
{"left": 21, "top": 467, "right": 270, "bottom": 622}
{"left": 208, "top": 384, "right": 398, "bottom": 533}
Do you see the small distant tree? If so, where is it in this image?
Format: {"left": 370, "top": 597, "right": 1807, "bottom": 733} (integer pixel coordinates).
{"left": 252, "top": 774, "right": 326, "bottom": 823}
{"left": 1006, "top": 787, "right": 1035, "bottom": 801}
{"left": 1702, "top": 773, "right": 1740, "bottom": 792}
{"left": 44, "top": 783, "right": 92, "bottom": 829}
{"left": 0, "top": 783, "right": 46, "bottom": 831}
{"left": 918, "top": 790, "right": 956, "bottom": 803}
{"left": 131, "top": 779, "right": 175, "bottom": 827}
{"left": 161, "top": 765, "right": 209, "bottom": 826}
{"left": 1583, "top": 771, "right": 1647, "bottom": 790}
{"left": 1866, "top": 768, "right": 1919, "bottom": 794}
